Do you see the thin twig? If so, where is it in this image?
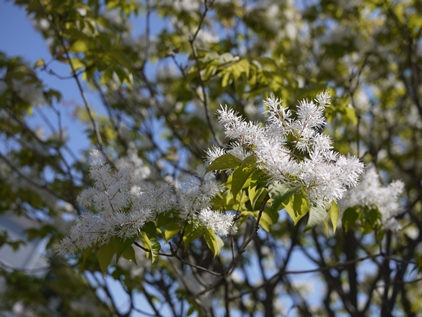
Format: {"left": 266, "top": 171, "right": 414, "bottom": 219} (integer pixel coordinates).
{"left": 188, "top": 0, "right": 222, "bottom": 147}
{"left": 36, "top": 0, "right": 116, "bottom": 168}
{"left": 193, "top": 194, "right": 269, "bottom": 298}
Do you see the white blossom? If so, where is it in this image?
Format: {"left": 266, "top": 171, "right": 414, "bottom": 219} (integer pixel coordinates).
{"left": 58, "top": 150, "right": 157, "bottom": 254}
{"left": 227, "top": 142, "right": 250, "bottom": 161}
{"left": 197, "top": 208, "right": 236, "bottom": 236}
{"left": 205, "top": 145, "right": 226, "bottom": 165}
{"left": 339, "top": 167, "right": 404, "bottom": 231}
{"left": 58, "top": 151, "right": 236, "bottom": 255}
{"left": 213, "top": 92, "right": 364, "bottom": 207}
{"left": 11, "top": 79, "right": 44, "bottom": 105}
{"left": 177, "top": 166, "right": 223, "bottom": 219}
{"left": 116, "top": 144, "right": 151, "bottom": 185}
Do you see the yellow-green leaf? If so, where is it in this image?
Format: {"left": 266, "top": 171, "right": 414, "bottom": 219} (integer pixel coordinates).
{"left": 70, "top": 39, "right": 90, "bottom": 53}
{"left": 100, "top": 68, "right": 114, "bottom": 85}
{"left": 344, "top": 107, "right": 358, "bottom": 126}
{"left": 249, "top": 186, "right": 267, "bottom": 210}
{"left": 142, "top": 222, "right": 161, "bottom": 263}
{"left": 204, "top": 229, "right": 224, "bottom": 257}
{"left": 259, "top": 212, "right": 273, "bottom": 232}
{"left": 284, "top": 189, "right": 310, "bottom": 225}
{"left": 164, "top": 222, "right": 180, "bottom": 242}
{"left": 221, "top": 72, "right": 231, "bottom": 88}
{"left": 328, "top": 201, "right": 340, "bottom": 233}
{"left": 33, "top": 58, "right": 45, "bottom": 69}
{"left": 70, "top": 58, "right": 85, "bottom": 71}
{"left": 322, "top": 219, "right": 329, "bottom": 236}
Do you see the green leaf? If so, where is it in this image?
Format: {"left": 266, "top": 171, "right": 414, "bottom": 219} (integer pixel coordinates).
{"left": 305, "top": 203, "right": 328, "bottom": 231}
{"left": 219, "top": 58, "right": 249, "bottom": 88}
{"left": 115, "top": 236, "right": 136, "bottom": 263}
{"left": 230, "top": 155, "right": 257, "bottom": 197}
{"left": 33, "top": 58, "right": 45, "bottom": 69}
{"left": 69, "top": 58, "right": 85, "bottom": 71}
{"left": 143, "top": 221, "right": 157, "bottom": 236}
{"left": 342, "top": 207, "right": 359, "bottom": 232}
{"left": 187, "top": 305, "right": 196, "bottom": 316}
{"left": 164, "top": 222, "right": 180, "bottom": 242}
{"left": 202, "top": 65, "right": 217, "bottom": 81}
{"left": 211, "top": 190, "right": 234, "bottom": 210}
{"left": 206, "top": 154, "right": 242, "bottom": 173}
{"left": 218, "top": 53, "right": 237, "bottom": 64}
{"left": 259, "top": 212, "right": 274, "bottom": 232}
{"left": 249, "top": 186, "right": 268, "bottom": 210}
{"left": 70, "top": 39, "right": 90, "bottom": 53}
{"left": 142, "top": 222, "right": 161, "bottom": 263}
{"left": 322, "top": 219, "right": 329, "bottom": 236}
{"left": 148, "top": 236, "right": 161, "bottom": 264}
{"left": 284, "top": 189, "right": 310, "bottom": 225}
{"left": 221, "top": 72, "right": 231, "bottom": 88}
{"left": 328, "top": 201, "right": 340, "bottom": 234}
{"left": 362, "top": 205, "right": 379, "bottom": 227}
{"left": 139, "top": 231, "right": 160, "bottom": 263}
{"left": 97, "top": 241, "right": 115, "bottom": 275}
{"left": 361, "top": 206, "right": 379, "bottom": 235}
{"left": 268, "top": 182, "right": 301, "bottom": 213}
{"left": 248, "top": 169, "right": 269, "bottom": 188}
{"left": 139, "top": 232, "right": 151, "bottom": 257}
{"left": 344, "top": 107, "right": 358, "bottom": 126}
{"left": 121, "top": 245, "right": 137, "bottom": 264}
{"left": 204, "top": 229, "right": 224, "bottom": 257}
{"left": 106, "top": 0, "right": 120, "bottom": 10}
{"left": 200, "top": 51, "right": 220, "bottom": 64}
{"left": 182, "top": 223, "right": 204, "bottom": 250}
{"left": 100, "top": 68, "right": 114, "bottom": 85}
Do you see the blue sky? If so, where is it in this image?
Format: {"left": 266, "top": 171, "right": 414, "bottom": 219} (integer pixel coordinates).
{"left": 0, "top": 1, "right": 98, "bottom": 159}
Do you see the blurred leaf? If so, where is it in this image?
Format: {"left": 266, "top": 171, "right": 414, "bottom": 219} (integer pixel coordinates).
{"left": 33, "top": 58, "right": 45, "bottom": 69}
{"left": 97, "top": 241, "right": 115, "bottom": 275}
{"left": 342, "top": 208, "right": 359, "bottom": 232}
{"left": 164, "top": 222, "right": 180, "bottom": 242}
{"left": 121, "top": 245, "right": 137, "bottom": 264}
{"left": 70, "top": 39, "right": 91, "bottom": 53}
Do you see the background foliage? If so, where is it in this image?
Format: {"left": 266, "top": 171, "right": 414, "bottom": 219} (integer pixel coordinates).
{"left": 1, "top": 0, "right": 422, "bottom": 316}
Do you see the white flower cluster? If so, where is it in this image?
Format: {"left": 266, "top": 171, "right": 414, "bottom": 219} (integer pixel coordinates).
{"left": 58, "top": 150, "right": 235, "bottom": 255}
{"left": 210, "top": 92, "right": 364, "bottom": 207}
{"left": 176, "top": 166, "right": 235, "bottom": 236}
{"left": 339, "top": 167, "right": 405, "bottom": 231}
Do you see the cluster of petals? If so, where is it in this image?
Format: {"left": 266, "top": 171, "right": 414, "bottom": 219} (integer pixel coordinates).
{"left": 214, "top": 92, "right": 364, "bottom": 207}
{"left": 58, "top": 150, "right": 235, "bottom": 255}
{"left": 339, "top": 167, "right": 404, "bottom": 231}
